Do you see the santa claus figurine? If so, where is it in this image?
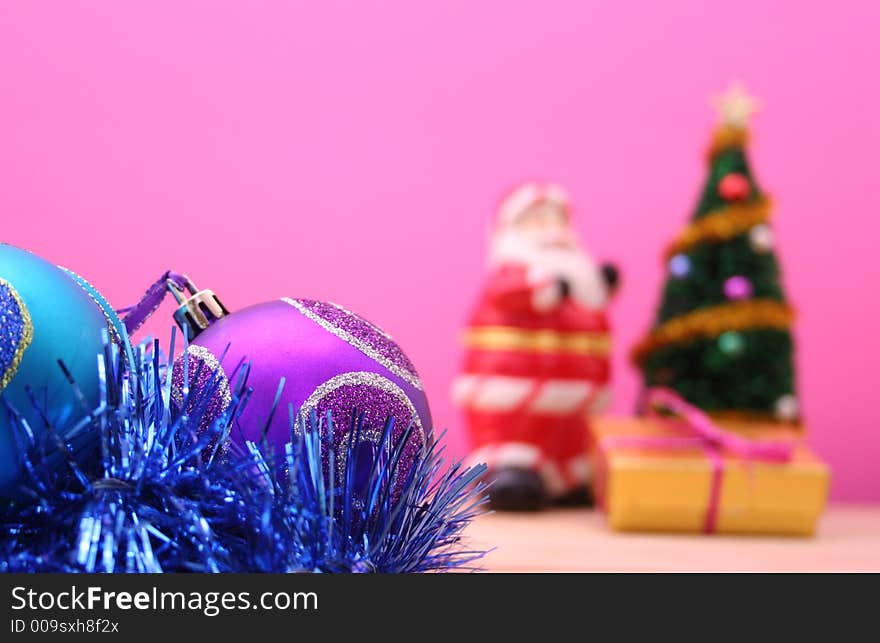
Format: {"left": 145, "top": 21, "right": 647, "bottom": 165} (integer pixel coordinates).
{"left": 453, "top": 182, "right": 618, "bottom": 510}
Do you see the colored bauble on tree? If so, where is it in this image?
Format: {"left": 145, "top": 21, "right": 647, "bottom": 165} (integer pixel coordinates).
{"left": 668, "top": 254, "right": 691, "bottom": 278}
{"left": 774, "top": 394, "right": 799, "bottom": 422}
{"left": 717, "top": 172, "right": 751, "bottom": 201}
{"left": 723, "top": 275, "right": 753, "bottom": 300}
{"left": 749, "top": 223, "right": 775, "bottom": 253}
{"left": 0, "top": 243, "right": 132, "bottom": 497}
{"left": 717, "top": 331, "right": 745, "bottom": 357}
{"left": 164, "top": 277, "right": 431, "bottom": 488}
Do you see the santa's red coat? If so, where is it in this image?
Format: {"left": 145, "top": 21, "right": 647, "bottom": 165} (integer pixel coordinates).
{"left": 453, "top": 264, "right": 612, "bottom": 495}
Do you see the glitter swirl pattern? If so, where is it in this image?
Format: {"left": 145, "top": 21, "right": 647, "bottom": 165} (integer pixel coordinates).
{"left": 171, "top": 345, "right": 232, "bottom": 436}
{"left": 298, "top": 371, "right": 425, "bottom": 487}
{"left": 0, "top": 278, "right": 33, "bottom": 393}
{"left": 282, "top": 298, "right": 423, "bottom": 390}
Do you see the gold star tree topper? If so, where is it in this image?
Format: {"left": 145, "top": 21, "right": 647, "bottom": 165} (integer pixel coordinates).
{"left": 712, "top": 82, "right": 761, "bottom": 129}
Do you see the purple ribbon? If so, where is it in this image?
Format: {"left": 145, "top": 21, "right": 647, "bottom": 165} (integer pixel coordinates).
{"left": 116, "top": 270, "right": 188, "bottom": 334}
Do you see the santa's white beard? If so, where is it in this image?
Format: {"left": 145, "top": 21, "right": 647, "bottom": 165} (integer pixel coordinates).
{"left": 489, "top": 228, "right": 608, "bottom": 310}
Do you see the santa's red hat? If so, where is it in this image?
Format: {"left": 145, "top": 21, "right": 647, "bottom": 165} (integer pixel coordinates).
{"left": 496, "top": 181, "right": 571, "bottom": 228}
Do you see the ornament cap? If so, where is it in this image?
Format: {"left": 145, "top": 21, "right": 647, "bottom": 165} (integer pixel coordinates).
{"left": 167, "top": 276, "right": 228, "bottom": 340}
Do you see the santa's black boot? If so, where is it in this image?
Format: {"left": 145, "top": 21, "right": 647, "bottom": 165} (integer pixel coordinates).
{"left": 554, "top": 485, "right": 595, "bottom": 507}
{"left": 488, "top": 468, "right": 547, "bottom": 511}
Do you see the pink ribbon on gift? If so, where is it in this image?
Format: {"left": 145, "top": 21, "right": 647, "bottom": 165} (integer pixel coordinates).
{"left": 603, "top": 388, "right": 794, "bottom": 533}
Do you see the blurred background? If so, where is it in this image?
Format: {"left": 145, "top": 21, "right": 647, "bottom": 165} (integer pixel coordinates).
{"left": 1, "top": 1, "right": 877, "bottom": 501}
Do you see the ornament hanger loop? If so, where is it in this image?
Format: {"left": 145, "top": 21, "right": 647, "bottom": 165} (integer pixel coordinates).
{"left": 166, "top": 275, "right": 201, "bottom": 305}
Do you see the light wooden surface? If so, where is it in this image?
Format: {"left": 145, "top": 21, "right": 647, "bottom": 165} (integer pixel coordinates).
{"left": 466, "top": 505, "right": 880, "bottom": 572}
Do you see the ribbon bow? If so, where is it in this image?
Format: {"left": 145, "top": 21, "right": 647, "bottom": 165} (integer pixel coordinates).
{"left": 608, "top": 388, "right": 794, "bottom": 533}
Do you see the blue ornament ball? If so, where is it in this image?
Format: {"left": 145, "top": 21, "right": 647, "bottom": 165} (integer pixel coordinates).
{"left": 668, "top": 254, "right": 691, "bottom": 279}
{"left": 0, "top": 244, "right": 130, "bottom": 497}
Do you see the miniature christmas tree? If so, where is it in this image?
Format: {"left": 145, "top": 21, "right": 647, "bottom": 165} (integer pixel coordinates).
{"left": 632, "top": 84, "right": 799, "bottom": 423}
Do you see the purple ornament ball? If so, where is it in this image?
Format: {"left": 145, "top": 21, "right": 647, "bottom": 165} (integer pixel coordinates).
{"left": 723, "top": 275, "right": 753, "bottom": 301}
{"left": 171, "top": 344, "right": 233, "bottom": 448}
{"left": 171, "top": 298, "right": 431, "bottom": 480}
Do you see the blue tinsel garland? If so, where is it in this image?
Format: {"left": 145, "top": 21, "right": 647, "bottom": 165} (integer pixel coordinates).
{"left": 0, "top": 332, "right": 488, "bottom": 573}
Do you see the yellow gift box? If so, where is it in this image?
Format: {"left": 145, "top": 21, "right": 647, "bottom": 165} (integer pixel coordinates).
{"left": 592, "top": 415, "right": 830, "bottom": 536}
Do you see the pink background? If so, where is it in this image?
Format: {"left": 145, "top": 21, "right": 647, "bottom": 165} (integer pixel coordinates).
{"left": 1, "top": 1, "right": 877, "bottom": 501}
